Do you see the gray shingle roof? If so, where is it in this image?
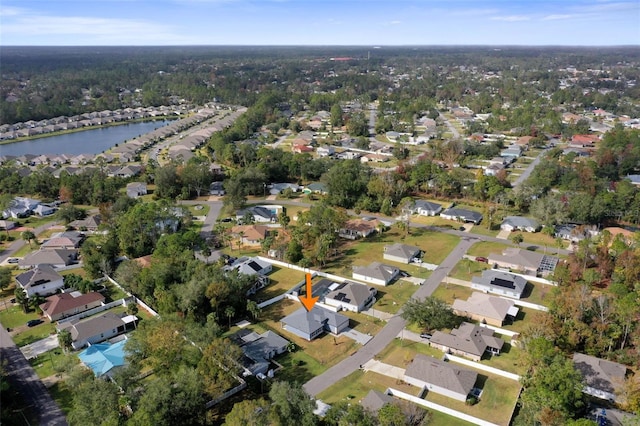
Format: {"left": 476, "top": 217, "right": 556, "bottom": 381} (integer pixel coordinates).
{"left": 383, "top": 243, "right": 421, "bottom": 260}
{"left": 353, "top": 262, "right": 399, "bottom": 282}
{"left": 15, "top": 264, "right": 62, "bottom": 289}
{"left": 573, "top": 353, "right": 627, "bottom": 394}
{"left": 405, "top": 354, "right": 477, "bottom": 396}
{"left": 430, "top": 322, "right": 504, "bottom": 357}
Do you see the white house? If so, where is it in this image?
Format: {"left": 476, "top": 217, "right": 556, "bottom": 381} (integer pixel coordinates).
{"left": 352, "top": 262, "right": 399, "bottom": 286}
{"left": 15, "top": 264, "right": 64, "bottom": 297}
{"left": 500, "top": 216, "right": 540, "bottom": 233}
{"left": 412, "top": 200, "right": 443, "bottom": 216}
{"left": 471, "top": 269, "right": 528, "bottom": 299}
{"left": 323, "top": 281, "right": 377, "bottom": 313}
{"left": 383, "top": 243, "right": 421, "bottom": 264}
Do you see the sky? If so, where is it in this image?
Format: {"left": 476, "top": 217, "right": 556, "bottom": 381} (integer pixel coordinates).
{"left": 1, "top": 0, "right": 639, "bottom": 46}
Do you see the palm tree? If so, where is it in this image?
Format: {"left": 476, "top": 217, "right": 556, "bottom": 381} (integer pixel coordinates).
{"left": 224, "top": 306, "right": 235, "bottom": 329}
{"left": 58, "top": 330, "right": 73, "bottom": 353}
{"left": 14, "top": 287, "right": 28, "bottom": 313}
{"left": 246, "top": 300, "right": 260, "bottom": 320}
{"left": 29, "top": 294, "right": 45, "bottom": 314}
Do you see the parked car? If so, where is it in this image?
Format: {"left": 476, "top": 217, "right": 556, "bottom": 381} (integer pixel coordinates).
{"left": 26, "top": 319, "right": 43, "bottom": 327}
{"left": 7, "top": 258, "right": 19, "bottom": 264}
{"left": 420, "top": 333, "right": 432, "bottom": 340}
{"left": 459, "top": 226, "right": 466, "bottom": 231}
{"left": 475, "top": 256, "right": 488, "bottom": 263}
{"left": 399, "top": 271, "right": 409, "bottom": 278}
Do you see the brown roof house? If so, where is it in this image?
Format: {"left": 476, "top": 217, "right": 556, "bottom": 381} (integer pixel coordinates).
{"left": 339, "top": 218, "right": 381, "bottom": 240}
{"left": 429, "top": 322, "right": 505, "bottom": 361}
{"left": 15, "top": 264, "right": 64, "bottom": 298}
{"left": 573, "top": 353, "right": 628, "bottom": 403}
{"left": 231, "top": 225, "right": 270, "bottom": 246}
{"left": 452, "top": 292, "right": 519, "bottom": 327}
{"left": 40, "top": 291, "right": 105, "bottom": 321}
{"left": 403, "top": 354, "right": 478, "bottom": 402}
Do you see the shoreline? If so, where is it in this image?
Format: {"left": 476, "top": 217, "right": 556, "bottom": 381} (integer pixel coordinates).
{"left": 0, "top": 116, "right": 180, "bottom": 147}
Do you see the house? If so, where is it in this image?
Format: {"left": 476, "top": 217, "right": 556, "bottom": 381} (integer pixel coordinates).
{"left": 383, "top": 243, "right": 422, "bottom": 264}
{"left": 403, "top": 355, "right": 478, "bottom": 402}
{"left": 78, "top": 340, "right": 127, "bottom": 377}
{"left": 209, "top": 181, "right": 225, "bottom": 196}
{"left": 40, "top": 231, "right": 84, "bottom": 250}
{"left": 625, "top": 174, "right": 640, "bottom": 186}
{"left": 324, "top": 281, "right": 377, "bottom": 312}
{"left": 281, "top": 306, "right": 349, "bottom": 341}
{"left": 269, "top": 183, "right": 301, "bottom": 195}
{"left": 412, "top": 200, "right": 443, "bottom": 217}
{"left": 292, "top": 144, "right": 314, "bottom": 154}
{"left": 236, "top": 206, "right": 277, "bottom": 223}
{"left": 68, "top": 215, "right": 102, "bottom": 232}
{"left": 15, "top": 264, "right": 64, "bottom": 297}
{"left": 236, "top": 329, "right": 290, "bottom": 376}
{"left": 361, "top": 153, "right": 390, "bottom": 163}
{"left": 488, "top": 247, "right": 558, "bottom": 277}
{"left": 429, "top": 322, "right": 505, "bottom": 361}
{"left": 339, "top": 218, "right": 381, "bottom": 240}
{"left": 573, "top": 353, "right": 627, "bottom": 402}
{"left": 440, "top": 208, "right": 483, "bottom": 225}
{"left": 19, "top": 249, "right": 78, "bottom": 269}
{"left": 471, "top": 269, "right": 528, "bottom": 299}
{"left": 452, "top": 292, "right": 519, "bottom": 327}
{"left": 126, "top": 182, "right": 147, "bottom": 198}
{"left": 555, "top": 224, "right": 599, "bottom": 242}
{"left": 39, "top": 291, "right": 105, "bottom": 321}
{"left": 303, "top": 182, "right": 328, "bottom": 195}
{"left": 316, "top": 145, "right": 335, "bottom": 157}
{"left": 33, "top": 204, "right": 56, "bottom": 217}
{"left": 3, "top": 197, "right": 40, "bottom": 219}
{"left": 352, "top": 262, "right": 399, "bottom": 286}
{"left": 57, "top": 311, "right": 135, "bottom": 350}
{"left": 500, "top": 216, "right": 540, "bottom": 233}
{"left": 361, "top": 390, "right": 395, "bottom": 413}
{"left": 231, "top": 225, "right": 270, "bottom": 246}
{"left": 227, "top": 256, "right": 273, "bottom": 295}
{"left": 500, "top": 145, "right": 522, "bottom": 158}
{"left": 0, "top": 220, "right": 16, "bottom": 231}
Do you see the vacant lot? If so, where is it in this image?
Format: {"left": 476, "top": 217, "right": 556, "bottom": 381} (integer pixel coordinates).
{"left": 465, "top": 241, "right": 509, "bottom": 258}
{"left": 255, "top": 266, "right": 306, "bottom": 302}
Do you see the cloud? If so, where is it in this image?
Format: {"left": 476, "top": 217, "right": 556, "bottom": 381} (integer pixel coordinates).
{"left": 490, "top": 15, "right": 530, "bottom": 22}
{"left": 0, "top": 6, "right": 26, "bottom": 16}
{"left": 1, "top": 11, "right": 197, "bottom": 44}
{"left": 389, "top": 20, "right": 402, "bottom": 25}
{"left": 542, "top": 14, "right": 576, "bottom": 21}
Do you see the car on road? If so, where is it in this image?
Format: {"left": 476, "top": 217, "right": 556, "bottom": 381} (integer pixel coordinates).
{"left": 7, "top": 258, "right": 19, "bottom": 264}
{"left": 26, "top": 319, "right": 43, "bottom": 327}
{"left": 475, "top": 256, "right": 488, "bottom": 263}
{"left": 420, "top": 333, "right": 432, "bottom": 340}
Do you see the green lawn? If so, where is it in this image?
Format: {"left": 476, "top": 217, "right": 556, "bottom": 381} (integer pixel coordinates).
{"left": 185, "top": 203, "right": 210, "bottom": 218}
{"left": 377, "top": 338, "right": 445, "bottom": 368}
{"left": 431, "top": 283, "right": 474, "bottom": 305}
{"left": 479, "top": 342, "right": 525, "bottom": 376}
{"left": 374, "top": 280, "right": 425, "bottom": 314}
{"left": 316, "top": 369, "right": 418, "bottom": 404}
{"left": 13, "top": 322, "right": 57, "bottom": 347}
{"left": 465, "top": 241, "right": 509, "bottom": 258}
{"left": 449, "top": 258, "right": 490, "bottom": 282}
{"left": 273, "top": 350, "right": 327, "bottom": 385}
{"left": 467, "top": 225, "right": 500, "bottom": 238}
{"left": 30, "top": 349, "right": 79, "bottom": 379}
{"left": 103, "top": 281, "right": 128, "bottom": 302}
{"left": 0, "top": 304, "right": 41, "bottom": 328}
{"left": 254, "top": 266, "right": 306, "bottom": 302}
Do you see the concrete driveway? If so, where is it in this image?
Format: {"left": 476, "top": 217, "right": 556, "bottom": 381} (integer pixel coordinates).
{"left": 21, "top": 334, "right": 59, "bottom": 360}
{"left": 340, "top": 327, "right": 372, "bottom": 345}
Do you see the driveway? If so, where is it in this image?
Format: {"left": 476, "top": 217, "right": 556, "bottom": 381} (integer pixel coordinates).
{"left": 340, "top": 327, "right": 372, "bottom": 345}
{"left": 21, "top": 334, "right": 59, "bottom": 360}
{"left": 362, "top": 359, "right": 405, "bottom": 380}
{"left": 0, "top": 326, "right": 67, "bottom": 425}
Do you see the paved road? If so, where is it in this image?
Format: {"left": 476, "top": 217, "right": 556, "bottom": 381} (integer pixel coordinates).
{"left": 303, "top": 237, "right": 477, "bottom": 396}
{"left": 439, "top": 113, "right": 460, "bottom": 139}
{"left": 0, "top": 326, "right": 68, "bottom": 426}
{"left": 512, "top": 147, "right": 548, "bottom": 188}
{"left": 0, "top": 221, "right": 59, "bottom": 263}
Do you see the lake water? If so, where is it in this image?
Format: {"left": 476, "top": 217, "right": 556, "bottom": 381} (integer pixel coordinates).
{"left": 0, "top": 120, "right": 174, "bottom": 157}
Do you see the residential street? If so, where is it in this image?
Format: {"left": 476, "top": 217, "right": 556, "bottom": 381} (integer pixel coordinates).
{"left": 303, "top": 237, "right": 477, "bottom": 396}
{"left": 0, "top": 326, "right": 68, "bottom": 426}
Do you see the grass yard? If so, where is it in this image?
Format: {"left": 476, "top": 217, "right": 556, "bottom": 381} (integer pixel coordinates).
{"left": 374, "top": 280, "right": 424, "bottom": 314}
{"left": 520, "top": 231, "right": 561, "bottom": 249}
{"left": 449, "top": 258, "right": 491, "bottom": 282}
{"left": 341, "top": 310, "right": 384, "bottom": 336}
{"left": 103, "top": 281, "right": 128, "bottom": 302}
{"left": 465, "top": 241, "right": 509, "bottom": 258}
{"left": 412, "top": 215, "right": 463, "bottom": 229}
{"left": 467, "top": 225, "right": 500, "bottom": 238}
{"left": 185, "top": 203, "right": 210, "bottom": 218}
{"left": 424, "top": 372, "right": 521, "bottom": 426}
{"left": 520, "top": 281, "right": 553, "bottom": 307}
{"left": 503, "top": 307, "right": 544, "bottom": 334}
{"left": 281, "top": 204, "right": 310, "bottom": 222}
{"left": 479, "top": 342, "right": 525, "bottom": 376}
{"left": 259, "top": 299, "right": 359, "bottom": 371}
{"left": 273, "top": 350, "right": 327, "bottom": 384}
{"left": 29, "top": 349, "right": 79, "bottom": 379}
{"left": 431, "top": 283, "right": 474, "bottom": 305}
{"left": 255, "top": 266, "right": 306, "bottom": 302}
{"left": 316, "top": 370, "right": 417, "bottom": 404}
{"left": 0, "top": 304, "right": 41, "bottom": 328}
{"left": 377, "top": 338, "right": 445, "bottom": 368}
{"left": 430, "top": 410, "right": 476, "bottom": 426}
{"left": 13, "top": 322, "right": 57, "bottom": 347}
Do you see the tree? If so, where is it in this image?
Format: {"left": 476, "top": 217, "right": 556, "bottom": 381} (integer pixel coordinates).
{"left": 401, "top": 297, "right": 461, "bottom": 331}
{"left": 330, "top": 103, "right": 344, "bottom": 128}
{"left": 225, "top": 398, "right": 271, "bottom": 426}
{"left": 246, "top": 300, "right": 260, "bottom": 320}
{"left": 0, "top": 267, "right": 11, "bottom": 292}
{"left": 323, "top": 401, "right": 377, "bottom": 426}
{"left": 268, "top": 381, "right": 319, "bottom": 426}
{"left": 197, "top": 338, "right": 243, "bottom": 399}
{"left": 511, "top": 233, "right": 524, "bottom": 245}
{"left": 57, "top": 204, "right": 87, "bottom": 225}
{"left": 285, "top": 239, "right": 304, "bottom": 264}
{"left": 29, "top": 294, "right": 44, "bottom": 313}
{"left": 378, "top": 403, "right": 407, "bottom": 426}
{"left": 127, "top": 302, "right": 139, "bottom": 317}
{"left": 58, "top": 330, "right": 73, "bottom": 353}
{"left": 21, "top": 230, "right": 35, "bottom": 248}
{"left": 225, "top": 305, "right": 235, "bottom": 329}
{"left": 14, "top": 287, "right": 28, "bottom": 313}
{"left": 67, "top": 375, "right": 121, "bottom": 426}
